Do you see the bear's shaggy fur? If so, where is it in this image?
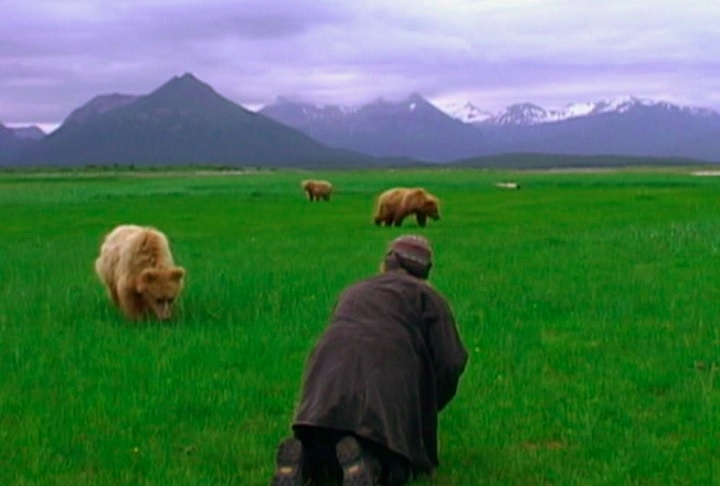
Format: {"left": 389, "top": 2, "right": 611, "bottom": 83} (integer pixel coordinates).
{"left": 373, "top": 187, "right": 441, "bottom": 227}
{"left": 301, "top": 179, "right": 333, "bottom": 201}
{"left": 95, "top": 224, "right": 185, "bottom": 321}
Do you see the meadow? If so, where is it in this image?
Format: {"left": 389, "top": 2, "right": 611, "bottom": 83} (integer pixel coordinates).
{"left": 1, "top": 166, "right": 719, "bottom": 485}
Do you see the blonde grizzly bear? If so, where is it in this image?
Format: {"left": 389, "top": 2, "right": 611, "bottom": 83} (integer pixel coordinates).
{"left": 95, "top": 224, "right": 185, "bottom": 321}
{"left": 373, "top": 187, "right": 441, "bottom": 227}
{"left": 301, "top": 179, "right": 333, "bottom": 201}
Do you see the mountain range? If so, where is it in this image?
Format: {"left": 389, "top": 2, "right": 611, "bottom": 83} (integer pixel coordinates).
{"left": 1, "top": 73, "right": 719, "bottom": 167}
{"left": 259, "top": 94, "right": 487, "bottom": 161}
{"left": 441, "top": 97, "right": 719, "bottom": 126}
{"left": 5, "top": 74, "right": 377, "bottom": 168}
{"left": 260, "top": 96, "right": 720, "bottom": 162}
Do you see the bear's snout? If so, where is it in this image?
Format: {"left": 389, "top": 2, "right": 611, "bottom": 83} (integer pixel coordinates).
{"left": 154, "top": 301, "right": 173, "bottom": 320}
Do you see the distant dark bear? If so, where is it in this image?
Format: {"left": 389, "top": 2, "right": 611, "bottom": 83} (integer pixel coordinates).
{"left": 373, "top": 187, "right": 441, "bottom": 227}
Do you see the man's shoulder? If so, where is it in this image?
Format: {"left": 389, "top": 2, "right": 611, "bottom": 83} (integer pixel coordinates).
{"left": 377, "top": 272, "right": 448, "bottom": 301}
{"left": 343, "top": 271, "right": 442, "bottom": 294}
{"left": 339, "top": 272, "right": 413, "bottom": 294}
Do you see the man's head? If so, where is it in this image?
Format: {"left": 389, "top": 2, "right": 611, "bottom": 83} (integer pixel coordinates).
{"left": 383, "top": 234, "right": 433, "bottom": 279}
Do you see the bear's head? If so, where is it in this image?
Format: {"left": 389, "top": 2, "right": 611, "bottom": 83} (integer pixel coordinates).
{"left": 423, "top": 197, "right": 441, "bottom": 221}
{"left": 137, "top": 266, "right": 186, "bottom": 320}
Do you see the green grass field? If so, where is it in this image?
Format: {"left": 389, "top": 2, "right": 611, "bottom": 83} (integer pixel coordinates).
{"left": 1, "top": 167, "right": 719, "bottom": 485}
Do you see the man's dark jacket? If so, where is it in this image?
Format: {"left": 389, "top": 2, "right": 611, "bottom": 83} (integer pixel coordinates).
{"left": 293, "top": 270, "right": 468, "bottom": 474}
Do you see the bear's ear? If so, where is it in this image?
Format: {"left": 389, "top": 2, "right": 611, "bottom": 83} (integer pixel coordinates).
{"left": 135, "top": 268, "right": 160, "bottom": 294}
{"left": 169, "top": 267, "right": 185, "bottom": 281}
{"left": 141, "top": 268, "right": 159, "bottom": 282}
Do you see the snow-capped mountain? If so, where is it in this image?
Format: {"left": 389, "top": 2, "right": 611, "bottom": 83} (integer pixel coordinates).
{"left": 488, "top": 103, "right": 560, "bottom": 125}
{"left": 439, "top": 99, "right": 575, "bottom": 125}
{"left": 258, "top": 96, "right": 361, "bottom": 126}
{"left": 578, "top": 96, "right": 719, "bottom": 118}
{"left": 439, "top": 100, "right": 563, "bottom": 125}
{"left": 262, "top": 93, "right": 720, "bottom": 162}
{"left": 260, "top": 93, "right": 484, "bottom": 162}
{"left": 439, "top": 96, "right": 720, "bottom": 126}
{"left": 261, "top": 93, "right": 448, "bottom": 126}
{"left": 440, "top": 101, "right": 493, "bottom": 124}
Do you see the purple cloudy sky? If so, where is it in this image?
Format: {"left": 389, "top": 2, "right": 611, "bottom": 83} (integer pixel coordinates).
{"left": 2, "top": 0, "right": 720, "bottom": 129}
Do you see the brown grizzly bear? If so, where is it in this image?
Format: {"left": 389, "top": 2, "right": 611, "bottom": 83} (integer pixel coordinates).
{"left": 95, "top": 224, "right": 185, "bottom": 321}
{"left": 301, "top": 179, "right": 333, "bottom": 201}
{"left": 373, "top": 187, "right": 441, "bottom": 227}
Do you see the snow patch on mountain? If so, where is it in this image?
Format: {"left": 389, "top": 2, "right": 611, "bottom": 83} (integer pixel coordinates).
{"left": 439, "top": 101, "right": 493, "bottom": 123}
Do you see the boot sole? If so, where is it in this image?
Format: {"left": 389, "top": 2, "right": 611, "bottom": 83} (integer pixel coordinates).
{"left": 336, "top": 436, "right": 376, "bottom": 486}
{"left": 271, "top": 438, "right": 304, "bottom": 486}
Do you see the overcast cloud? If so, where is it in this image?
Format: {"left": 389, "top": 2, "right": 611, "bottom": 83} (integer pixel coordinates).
{"left": 2, "top": 0, "right": 720, "bottom": 128}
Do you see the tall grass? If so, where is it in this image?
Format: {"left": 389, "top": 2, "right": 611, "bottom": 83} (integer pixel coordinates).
{"left": 1, "top": 167, "right": 718, "bottom": 485}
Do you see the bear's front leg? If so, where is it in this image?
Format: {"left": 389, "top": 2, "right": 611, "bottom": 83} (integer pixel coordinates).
{"left": 416, "top": 213, "right": 427, "bottom": 227}
{"left": 118, "top": 288, "right": 147, "bottom": 320}
{"left": 109, "top": 284, "right": 121, "bottom": 306}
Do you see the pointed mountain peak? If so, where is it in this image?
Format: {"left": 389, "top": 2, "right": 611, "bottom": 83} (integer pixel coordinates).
{"left": 405, "top": 93, "right": 439, "bottom": 112}
{"left": 134, "top": 72, "right": 256, "bottom": 115}
{"left": 179, "top": 72, "right": 200, "bottom": 82}
{"left": 170, "top": 72, "right": 205, "bottom": 87}
{"left": 150, "top": 73, "right": 220, "bottom": 102}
